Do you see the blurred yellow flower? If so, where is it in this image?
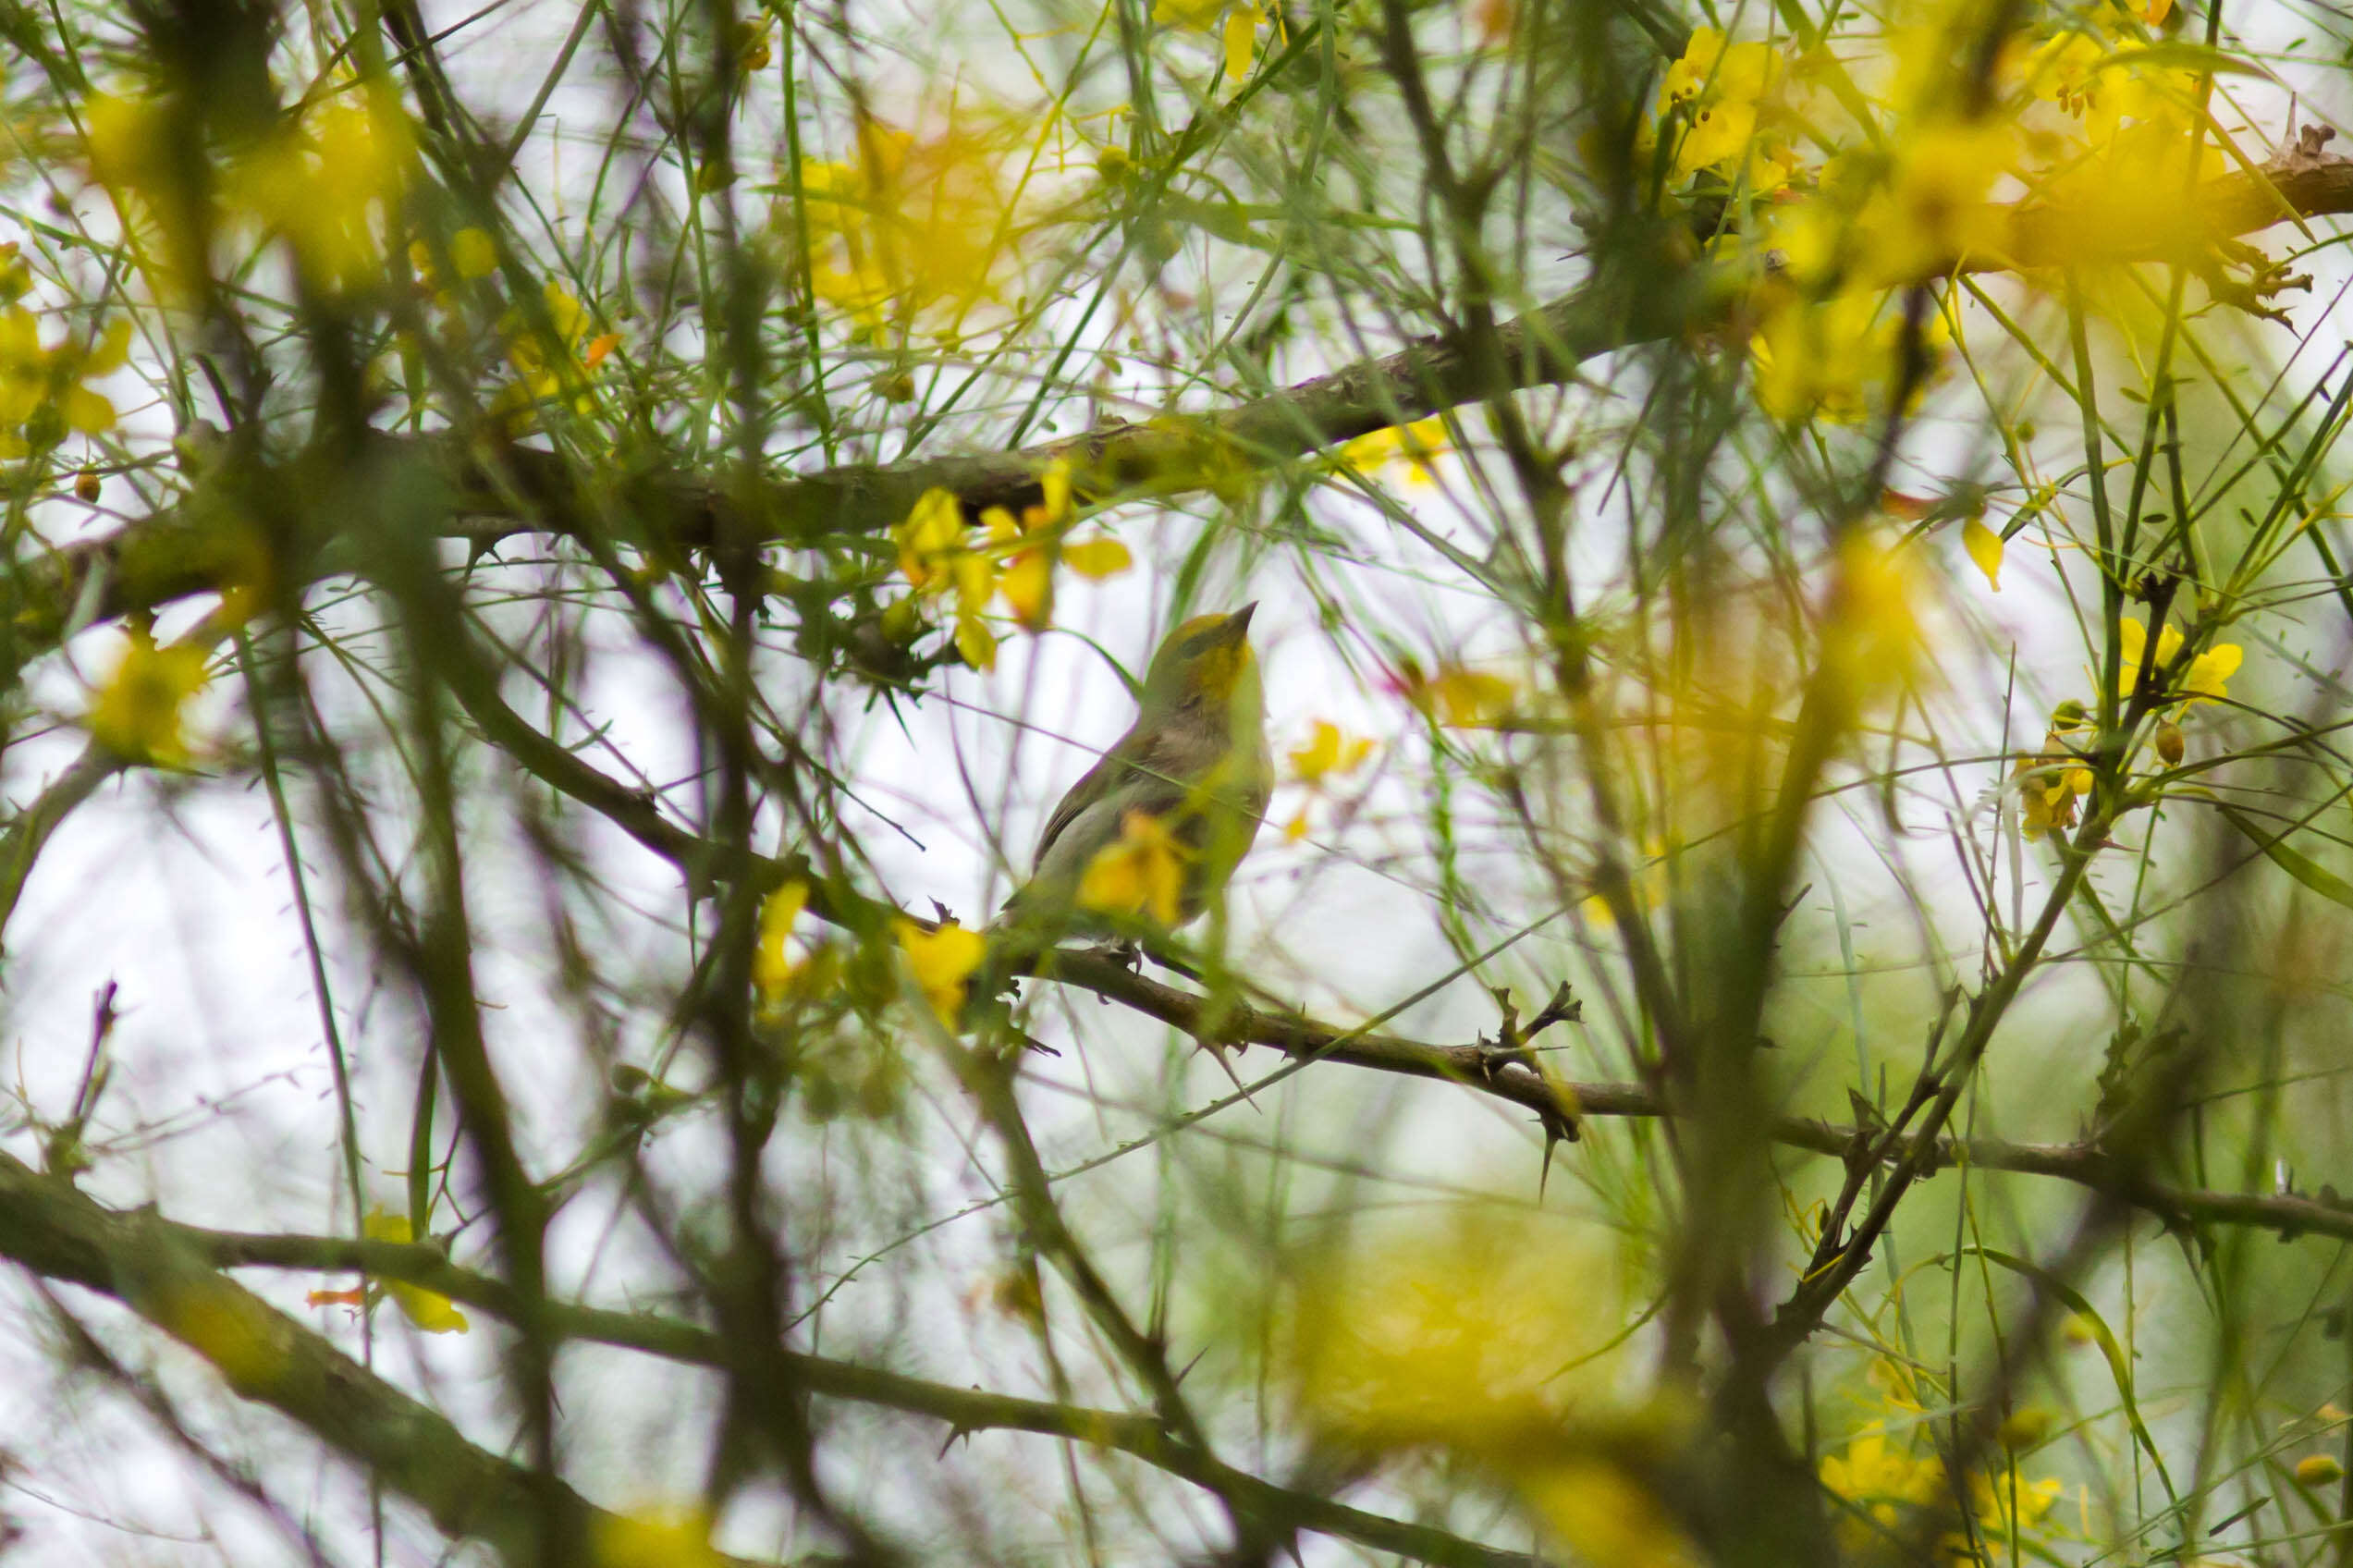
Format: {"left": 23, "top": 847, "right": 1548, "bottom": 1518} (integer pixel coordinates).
{"left": 360, "top": 1210, "right": 469, "bottom": 1333}
{"left": 1821, "top": 1433, "right": 1945, "bottom": 1546}
{"left": 593, "top": 1508, "right": 726, "bottom": 1568}
{"left": 243, "top": 94, "right": 414, "bottom": 290}
{"left": 1520, "top": 1460, "right": 1700, "bottom": 1568}
{"left": 894, "top": 918, "right": 987, "bottom": 1024}
{"left": 1222, "top": 6, "right": 1261, "bottom": 83}
{"left": 88, "top": 624, "right": 208, "bottom": 768}
{"left": 1289, "top": 720, "right": 1375, "bottom": 783}
{"left": 1402, "top": 662, "right": 1516, "bottom": 727}
{"left": 784, "top": 116, "right": 1022, "bottom": 328}
{"left": 1337, "top": 415, "right": 1447, "bottom": 486}
{"left": 754, "top": 879, "right": 811, "bottom": 1004}
{"left": 1858, "top": 117, "right": 2015, "bottom": 284}
{"left": 1153, "top": 0, "right": 1225, "bottom": 25}
{"left": 1078, "top": 809, "right": 1190, "bottom": 926}
{"left": 1821, "top": 533, "right": 1923, "bottom": 698}
{"left": 0, "top": 308, "right": 131, "bottom": 454}
{"left": 492, "top": 281, "right": 615, "bottom": 426}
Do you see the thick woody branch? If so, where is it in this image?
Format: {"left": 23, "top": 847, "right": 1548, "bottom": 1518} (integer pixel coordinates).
{"left": 22, "top": 142, "right": 2351, "bottom": 647}
{"left": 0, "top": 1146, "right": 1537, "bottom": 1568}
{"left": 0, "top": 1147, "right": 771, "bottom": 1568}
{"left": 423, "top": 660, "right": 2353, "bottom": 1253}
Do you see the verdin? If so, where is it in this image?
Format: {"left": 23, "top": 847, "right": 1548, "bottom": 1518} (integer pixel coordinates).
{"left": 996, "top": 604, "right": 1270, "bottom": 942}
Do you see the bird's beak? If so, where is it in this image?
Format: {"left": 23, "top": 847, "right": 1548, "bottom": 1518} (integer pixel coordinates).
{"left": 1226, "top": 602, "right": 1257, "bottom": 641}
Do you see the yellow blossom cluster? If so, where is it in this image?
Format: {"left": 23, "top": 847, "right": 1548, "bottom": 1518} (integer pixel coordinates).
{"left": 87, "top": 623, "right": 210, "bottom": 769}
{"left": 891, "top": 460, "right": 1133, "bottom": 669}
{"left": 488, "top": 278, "right": 620, "bottom": 428}
{"left": 1820, "top": 1431, "right": 2065, "bottom": 1561}
{"left": 1153, "top": 0, "right": 1271, "bottom": 88}
{"left": 1283, "top": 719, "right": 1376, "bottom": 839}
{"left": 784, "top": 117, "right": 1023, "bottom": 332}
{"left": 2011, "top": 618, "right": 2241, "bottom": 839}
{"left": 1653, "top": 4, "right": 2237, "bottom": 422}
{"left": 0, "top": 306, "right": 131, "bottom": 457}
{"left": 1075, "top": 809, "right": 1194, "bottom": 925}
{"left": 85, "top": 84, "right": 416, "bottom": 298}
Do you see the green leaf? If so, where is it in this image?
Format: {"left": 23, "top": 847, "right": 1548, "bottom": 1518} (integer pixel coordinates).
{"left": 2216, "top": 803, "right": 2353, "bottom": 910}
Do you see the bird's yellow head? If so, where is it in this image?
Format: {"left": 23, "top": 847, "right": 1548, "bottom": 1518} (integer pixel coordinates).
{"left": 1140, "top": 604, "right": 1258, "bottom": 714}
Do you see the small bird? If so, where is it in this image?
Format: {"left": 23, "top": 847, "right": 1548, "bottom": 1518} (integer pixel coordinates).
{"left": 995, "top": 604, "right": 1270, "bottom": 945}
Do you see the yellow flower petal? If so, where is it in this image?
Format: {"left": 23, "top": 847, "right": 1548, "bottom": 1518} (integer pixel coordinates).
{"left": 894, "top": 487, "right": 964, "bottom": 588}
{"left": 1153, "top": 0, "right": 1225, "bottom": 27}
{"left": 88, "top": 626, "right": 210, "bottom": 768}
{"left": 1962, "top": 517, "right": 2003, "bottom": 591}
{"left": 360, "top": 1211, "right": 469, "bottom": 1334}
{"left": 1222, "top": 6, "right": 1259, "bottom": 82}
{"left": 1061, "top": 537, "right": 1133, "bottom": 579}
{"left": 449, "top": 227, "right": 498, "bottom": 277}
{"left": 1078, "top": 810, "right": 1190, "bottom": 925}
{"left": 754, "top": 879, "right": 810, "bottom": 1001}
{"left": 1289, "top": 719, "right": 1374, "bottom": 782}
{"left": 894, "top": 918, "right": 987, "bottom": 1023}
{"left": 1000, "top": 551, "right": 1054, "bottom": 631}
{"left": 954, "top": 611, "right": 998, "bottom": 670}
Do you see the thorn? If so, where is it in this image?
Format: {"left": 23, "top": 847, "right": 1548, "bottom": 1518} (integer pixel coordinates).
{"left": 1173, "top": 1344, "right": 1210, "bottom": 1385}
{"left": 1202, "top": 1040, "right": 1258, "bottom": 1109}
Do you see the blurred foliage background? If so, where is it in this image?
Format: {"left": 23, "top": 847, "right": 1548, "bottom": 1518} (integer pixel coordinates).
{"left": 2, "top": 0, "right": 2353, "bottom": 1563}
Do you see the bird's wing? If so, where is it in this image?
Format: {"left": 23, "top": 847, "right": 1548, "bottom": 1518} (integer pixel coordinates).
{"left": 1030, "top": 722, "right": 1196, "bottom": 867}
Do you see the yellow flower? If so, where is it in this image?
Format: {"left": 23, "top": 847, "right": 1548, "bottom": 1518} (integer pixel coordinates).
{"left": 2116, "top": 617, "right": 2241, "bottom": 706}
{"left": 227, "top": 90, "right": 416, "bottom": 292}
{"left": 2014, "top": 715, "right": 2093, "bottom": 842}
{"left": 1337, "top": 415, "right": 1447, "bottom": 485}
{"left": 894, "top": 918, "right": 987, "bottom": 1023}
{"left": 1153, "top": 0, "right": 1226, "bottom": 26}
{"left": 783, "top": 116, "right": 1022, "bottom": 327}
{"left": 1857, "top": 116, "right": 2015, "bottom": 284}
{"left": 88, "top": 624, "right": 209, "bottom": 768}
{"left": 360, "top": 1211, "right": 469, "bottom": 1333}
{"left": 0, "top": 308, "right": 132, "bottom": 454}
{"left": 1402, "top": 662, "right": 1516, "bottom": 727}
{"left": 1658, "top": 28, "right": 1784, "bottom": 178}
{"left": 592, "top": 1508, "right": 727, "bottom": 1568}
{"left": 899, "top": 465, "right": 1124, "bottom": 647}
{"left": 754, "top": 880, "right": 810, "bottom": 1004}
{"left": 1289, "top": 720, "right": 1374, "bottom": 783}
{"left": 895, "top": 487, "right": 965, "bottom": 590}
{"left": 1520, "top": 1460, "right": 1700, "bottom": 1568}
{"left": 1077, "top": 809, "right": 1192, "bottom": 926}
